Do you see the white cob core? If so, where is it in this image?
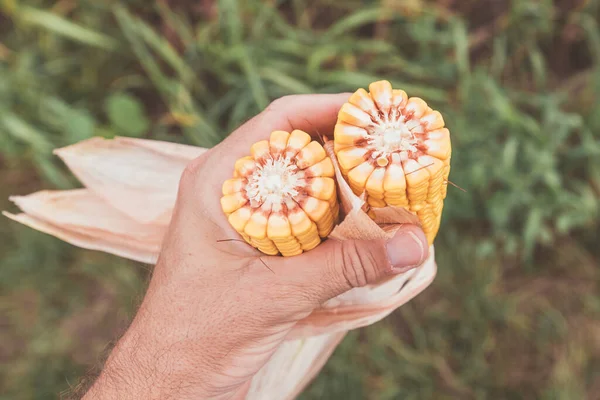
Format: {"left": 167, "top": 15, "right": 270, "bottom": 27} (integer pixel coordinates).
{"left": 245, "top": 156, "right": 304, "bottom": 207}
{"left": 368, "top": 119, "right": 418, "bottom": 156}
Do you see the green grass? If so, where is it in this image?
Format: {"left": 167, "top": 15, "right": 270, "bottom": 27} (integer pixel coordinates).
{"left": 1, "top": 0, "right": 600, "bottom": 398}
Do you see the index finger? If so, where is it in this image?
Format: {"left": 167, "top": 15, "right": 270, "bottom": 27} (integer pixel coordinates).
{"left": 196, "top": 93, "right": 350, "bottom": 236}
{"left": 236, "top": 93, "right": 352, "bottom": 138}
{"left": 213, "top": 93, "right": 351, "bottom": 167}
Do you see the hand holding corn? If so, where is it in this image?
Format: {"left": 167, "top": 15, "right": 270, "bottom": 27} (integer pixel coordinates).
{"left": 222, "top": 80, "right": 451, "bottom": 255}
{"left": 78, "top": 90, "right": 432, "bottom": 400}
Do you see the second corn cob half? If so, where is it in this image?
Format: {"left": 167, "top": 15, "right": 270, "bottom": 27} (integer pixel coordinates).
{"left": 220, "top": 130, "right": 339, "bottom": 256}
{"left": 333, "top": 80, "right": 452, "bottom": 245}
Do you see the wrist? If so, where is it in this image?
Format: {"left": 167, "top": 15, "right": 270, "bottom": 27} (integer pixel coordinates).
{"left": 85, "top": 326, "right": 209, "bottom": 399}
{"left": 82, "top": 296, "right": 211, "bottom": 399}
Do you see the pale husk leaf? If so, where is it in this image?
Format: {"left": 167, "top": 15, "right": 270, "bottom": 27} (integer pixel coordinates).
{"left": 6, "top": 189, "right": 163, "bottom": 263}
{"left": 247, "top": 331, "right": 347, "bottom": 400}
{"left": 3, "top": 212, "right": 159, "bottom": 264}
{"left": 54, "top": 136, "right": 206, "bottom": 224}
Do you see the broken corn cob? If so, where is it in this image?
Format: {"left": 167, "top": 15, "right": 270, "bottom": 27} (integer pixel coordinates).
{"left": 333, "top": 80, "right": 452, "bottom": 245}
{"left": 221, "top": 129, "right": 339, "bottom": 256}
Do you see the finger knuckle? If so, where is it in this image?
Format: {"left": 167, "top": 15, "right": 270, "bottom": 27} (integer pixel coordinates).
{"left": 264, "top": 95, "right": 298, "bottom": 114}
{"left": 338, "top": 241, "right": 372, "bottom": 288}
{"left": 179, "top": 156, "right": 207, "bottom": 190}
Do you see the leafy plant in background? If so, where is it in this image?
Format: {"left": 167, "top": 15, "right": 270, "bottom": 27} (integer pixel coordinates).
{"left": 1, "top": 0, "right": 599, "bottom": 399}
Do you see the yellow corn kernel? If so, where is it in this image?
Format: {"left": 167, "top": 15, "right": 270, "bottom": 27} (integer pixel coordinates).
{"left": 365, "top": 167, "right": 386, "bottom": 199}
{"left": 369, "top": 80, "right": 393, "bottom": 113}
{"left": 333, "top": 80, "right": 452, "bottom": 245}
{"left": 296, "top": 141, "right": 326, "bottom": 169}
{"left": 222, "top": 178, "right": 246, "bottom": 195}
{"left": 338, "top": 103, "right": 373, "bottom": 128}
{"left": 251, "top": 140, "right": 271, "bottom": 159}
{"left": 405, "top": 97, "right": 428, "bottom": 118}
{"left": 267, "top": 213, "right": 303, "bottom": 256}
{"left": 334, "top": 123, "right": 368, "bottom": 146}
{"left": 228, "top": 205, "right": 252, "bottom": 232}
{"left": 295, "top": 195, "right": 335, "bottom": 238}
{"left": 270, "top": 130, "right": 291, "bottom": 155}
{"left": 347, "top": 162, "right": 375, "bottom": 195}
{"left": 367, "top": 196, "right": 387, "bottom": 208}
{"left": 303, "top": 157, "right": 335, "bottom": 178}
{"left": 336, "top": 147, "right": 368, "bottom": 175}
{"left": 234, "top": 156, "right": 256, "bottom": 177}
{"left": 392, "top": 89, "right": 408, "bottom": 110}
{"left": 285, "top": 129, "right": 312, "bottom": 158}
{"left": 221, "top": 129, "right": 339, "bottom": 256}
{"left": 220, "top": 192, "right": 248, "bottom": 214}
{"left": 305, "top": 177, "right": 336, "bottom": 202}
{"left": 287, "top": 203, "right": 321, "bottom": 251}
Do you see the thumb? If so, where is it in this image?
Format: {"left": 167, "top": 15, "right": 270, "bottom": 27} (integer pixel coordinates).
{"left": 279, "top": 224, "right": 429, "bottom": 305}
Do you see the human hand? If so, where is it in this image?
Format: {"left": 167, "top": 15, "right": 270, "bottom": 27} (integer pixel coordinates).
{"left": 82, "top": 94, "right": 429, "bottom": 400}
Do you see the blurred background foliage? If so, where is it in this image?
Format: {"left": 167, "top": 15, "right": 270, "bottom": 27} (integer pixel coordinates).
{"left": 1, "top": 0, "right": 600, "bottom": 398}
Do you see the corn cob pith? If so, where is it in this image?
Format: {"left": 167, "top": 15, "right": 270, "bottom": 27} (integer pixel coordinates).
{"left": 220, "top": 129, "right": 339, "bottom": 256}
{"left": 333, "top": 80, "right": 452, "bottom": 245}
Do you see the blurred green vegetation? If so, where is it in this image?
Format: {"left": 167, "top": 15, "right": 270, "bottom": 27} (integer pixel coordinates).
{"left": 1, "top": 0, "right": 600, "bottom": 398}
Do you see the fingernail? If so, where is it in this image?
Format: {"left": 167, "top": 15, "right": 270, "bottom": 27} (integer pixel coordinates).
{"left": 385, "top": 228, "right": 427, "bottom": 273}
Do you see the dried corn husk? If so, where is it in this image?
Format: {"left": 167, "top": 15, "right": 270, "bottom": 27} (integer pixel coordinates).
{"left": 4, "top": 136, "right": 437, "bottom": 400}
{"left": 5, "top": 189, "right": 162, "bottom": 263}
{"left": 55, "top": 137, "right": 206, "bottom": 224}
